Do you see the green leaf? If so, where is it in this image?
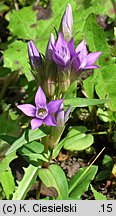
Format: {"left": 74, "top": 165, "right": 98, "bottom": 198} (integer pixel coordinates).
{"left": 3, "top": 41, "right": 33, "bottom": 81}
{"left": 8, "top": 6, "right": 37, "bottom": 40}
{"left": 0, "top": 152, "right": 17, "bottom": 172}
{"left": 38, "top": 164, "right": 68, "bottom": 199}
{"left": 63, "top": 126, "right": 94, "bottom": 151}
{"left": 0, "top": 152, "right": 17, "bottom": 199}
{"left": 83, "top": 74, "right": 95, "bottom": 99}
{"left": 19, "top": 141, "right": 48, "bottom": 165}
{"left": 69, "top": 165, "right": 98, "bottom": 199}
{"left": 83, "top": 12, "right": 110, "bottom": 101}
{"left": 13, "top": 164, "right": 39, "bottom": 200}
{"left": 97, "top": 108, "right": 109, "bottom": 122}
{"left": 90, "top": 185, "right": 107, "bottom": 200}
{"left": 95, "top": 169, "right": 111, "bottom": 181}
{"left": 0, "top": 1, "right": 9, "bottom": 12}
{"left": 95, "top": 155, "right": 113, "bottom": 181}
{"left": 0, "top": 135, "right": 17, "bottom": 145}
{"left": 5, "top": 128, "right": 47, "bottom": 155}
{"left": 95, "top": 65, "right": 116, "bottom": 111}
{"left": 102, "top": 155, "right": 113, "bottom": 169}
{"left": 52, "top": 139, "right": 65, "bottom": 159}
{"left": 64, "top": 98, "right": 107, "bottom": 109}
{"left": 64, "top": 81, "right": 77, "bottom": 99}
{"left": 75, "top": 3, "right": 107, "bottom": 40}
{"left": 0, "top": 111, "right": 20, "bottom": 137}
{"left": 83, "top": 13, "right": 110, "bottom": 66}
{"left": 23, "top": 153, "right": 49, "bottom": 163}
{"left": 19, "top": 141, "right": 44, "bottom": 155}
{"left": 0, "top": 171, "right": 15, "bottom": 200}
{"left": 83, "top": 13, "right": 116, "bottom": 111}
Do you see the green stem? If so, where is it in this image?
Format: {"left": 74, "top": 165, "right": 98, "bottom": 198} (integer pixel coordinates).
{"left": 44, "top": 135, "right": 49, "bottom": 154}
{"left": 48, "top": 126, "right": 65, "bottom": 159}
{"left": 36, "top": 179, "right": 42, "bottom": 200}
{"left": 92, "top": 131, "right": 114, "bottom": 135}
{"left": 92, "top": 131, "right": 108, "bottom": 135}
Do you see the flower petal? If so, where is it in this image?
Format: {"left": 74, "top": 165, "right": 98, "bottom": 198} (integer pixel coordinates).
{"left": 56, "top": 103, "right": 64, "bottom": 126}
{"left": 56, "top": 32, "right": 67, "bottom": 50}
{"left": 86, "top": 51, "right": 102, "bottom": 66}
{"left": 35, "top": 87, "right": 46, "bottom": 107}
{"left": 17, "top": 104, "right": 36, "bottom": 117}
{"left": 28, "top": 41, "right": 41, "bottom": 70}
{"left": 28, "top": 40, "right": 40, "bottom": 59}
{"left": 68, "top": 38, "right": 75, "bottom": 57}
{"left": 31, "top": 118, "right": 43, "bottom": 130}
{"left": 60, "top": 3, "right": 73, "bottom": 41}
{"left": 64, "top": 105, "right": 71, "bottom": 123}
{"left": 65, "top": 3, "right": 73, "bottom": 29}
{"left": 76, "top": 40, "right": 87, "bottom": 56}
{"left": 79, "top": 57, "right": 87, "bottom": 69}
{"left": 72, "top": 54, "right": 80, "bottom": 70}
{"left": 44, "top": 115, "right": 57, "bottom": 126}
{"left": 45, "top": 33, "right": 55, "bottom": 61}
{"left": 76, "top": 40, "right": 88, "bottom": 63}
{"left": 47, "top": 99, "right": 63, "bottom": 114}
{"left": 83, "top": 65, "right": 100, "bottom": 69}
{"left": 52, "top": 52, "right": 67, "bottom": 66}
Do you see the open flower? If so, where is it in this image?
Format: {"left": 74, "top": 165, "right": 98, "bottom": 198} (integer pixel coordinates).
{"left": 17, "top": 87, "right": 63, "bottom": 130}
{"left": 52, "top": 32, "right": 73, "bottom": 71}
{"left": 28, "top": 40, "right": 41, "bottom": 71}
{"left": 75, "top": 40, "right": 102, "bottom": 70}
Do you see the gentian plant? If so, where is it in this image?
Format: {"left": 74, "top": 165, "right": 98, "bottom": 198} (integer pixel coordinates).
{"left": 2, "top": 3, "right": 110, "bottom": 201}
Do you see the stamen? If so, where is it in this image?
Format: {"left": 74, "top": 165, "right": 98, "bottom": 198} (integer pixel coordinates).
{"left": 38, "top": 108, "right": 47, "bottom": 116}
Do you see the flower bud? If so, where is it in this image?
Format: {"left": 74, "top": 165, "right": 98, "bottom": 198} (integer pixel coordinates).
{"left": 58, "top": 70, "right": 70, "bottom": 93}
{"left": 59, "top": 3, "right": 73, "bottom": 42}
{"left": 47, "top": 103, "right": 71, "bottom": 152}
{"left": 28, "top": 40, "right": 41, "bottom": 70}
{"left": 44, "top": 77, "right": 56, "bottom": 98}
{"left": 56, "top": 103, "right": 71, "bottom": 126}
{"left": 28, "top": 40, "right": 44, "bottom": 85}
{"left": 44, "top": 62, "right": 57, "bottom": 98}
{"left": 45, "top": 33, "right": 55, "bottom": 61}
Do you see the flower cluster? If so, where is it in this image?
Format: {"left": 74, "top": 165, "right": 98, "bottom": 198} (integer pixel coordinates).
{"left": 46, "top": 32, "right": 102, "bottom": 72}
{"left": 28, "top": 3, "right": 101, "bottom": 95}
{"left": 17, "top": 3, "right": 102, "bottom": 130}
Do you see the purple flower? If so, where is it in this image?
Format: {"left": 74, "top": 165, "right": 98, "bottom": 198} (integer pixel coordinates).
{"left": 28, "top": 40, "right": 41, "bottom": 71}
{"left": 52, "top": 32, "right": 73, "bottom": 71}
{"left": 45, "top": 33, "right": 55, "bottom": 61}
{"left": 56, "top": 103, "right": 71, "bottom": 126}
{"left": 59, "top": 3, "right": 73, "bottom": 41}
{"left": 17, "top": 87, "right": 63, "bottom": 130}
{"left": 75, "top": 40, "right": 102, "bottom": 70}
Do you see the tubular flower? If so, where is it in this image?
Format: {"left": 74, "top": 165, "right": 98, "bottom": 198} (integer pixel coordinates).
{"left": 17, "top": 87, "right": 63, "bottom": 130}
{"left": 52, "top": 32, "right": 73, "bottom": 71}
{"left": 28, "top": 40, "right": 41, "bottom": 71}
{"left": 75, "top": 40, "right": 102, "bottom": 70}
{"left": 56, "top": 103, "right": 71, "bottom": 127}
{"left": 59, "top": 3, "right": 73, "bottom": 41}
